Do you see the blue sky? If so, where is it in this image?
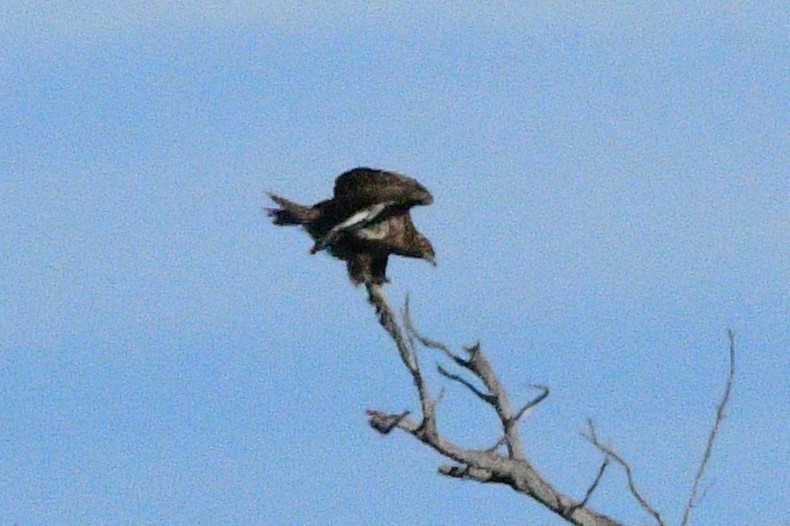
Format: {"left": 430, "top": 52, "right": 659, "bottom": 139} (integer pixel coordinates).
{"left": 1, "top": 2, "right": 787, "bottom": 525}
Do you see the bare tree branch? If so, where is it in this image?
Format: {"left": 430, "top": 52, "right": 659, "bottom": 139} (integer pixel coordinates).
{"left": 403, "top": 296, "right": 468, "bottom": 367}
{"left": 368, "top": 409, "right": 422, "bottom": 435}
{"left": 366, "top": 409, "right": 412, "bottom": 434}
{"left": 485, "top": 434, "right": 509, "bottom": 453}
{"left": 583, "top": 420, "right": 666, "bottom": 526}
{"left": 573, "top": 458, "right": 610, "bottom": 511}
{"left": 513, "top": 384, "right": 551, "bottom": 422}
{"left": 438, "top": 463, "right": 498, "bottom": 482}
{"left": 485, "top": 385, "right": 550, "bottom": 455}
{"left": 365, "top": 288, "right": 735, "bottom": 526}
{"left": 437, "top": 364, "right": 495, "bottom": 404}
{"left": 366, "top": 283, "right": 437, "bottom": 436}
{"left": 365, "top": 287, "right": 623, "bottom": 526}
{"left": 680, "top": 329, "right": 736, "bottom": 526}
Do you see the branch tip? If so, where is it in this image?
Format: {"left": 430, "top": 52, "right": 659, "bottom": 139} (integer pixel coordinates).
{"left": 680, "top": 330, "right": 736, "bottom": 526}
{"left": 437, "top": 364, "right": 494, "bottom": 404}
{"left": 463, "top": 341, "right": 481, "bottom": 356}
{"left": 513, "top": 384, "right": 550, "bottom": 422}
{"left": 367, "top": 409, "right": 412, "bottom": 435}
{"left": 583, "top": 426, "right": 665, "bottom": 526}
{"left": 571, "top": 458, "right": 610, "bottom": 512}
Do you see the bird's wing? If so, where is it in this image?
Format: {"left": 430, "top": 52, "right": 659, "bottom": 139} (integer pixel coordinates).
{"left": 310, "top": 201, "right": 394, "bottom": 254}
{"left": 333, "top": 167, "right": 433, "bottom": 209}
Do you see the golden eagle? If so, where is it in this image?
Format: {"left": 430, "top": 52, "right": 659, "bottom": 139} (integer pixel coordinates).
{"left": 267, "top": 167, "right": 436, "bottom": 285}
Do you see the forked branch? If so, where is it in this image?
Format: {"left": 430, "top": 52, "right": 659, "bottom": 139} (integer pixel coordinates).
{"left": 363, "top": 286, "right": 735, "bottom": 526}
{"left": 583, "top": 420, "right": 666, "bottom": 526}
{"left": 365, "top": 285, "right": 621, "bottom": 526}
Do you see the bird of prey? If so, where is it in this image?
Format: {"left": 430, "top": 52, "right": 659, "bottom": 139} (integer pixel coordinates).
{"left": 267, "top": 167, "right": 436, "bottom": 285}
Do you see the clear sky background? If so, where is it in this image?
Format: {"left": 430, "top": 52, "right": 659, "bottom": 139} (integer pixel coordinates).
{"left": 1, "top": 2, "right": 787, "bottom": 525}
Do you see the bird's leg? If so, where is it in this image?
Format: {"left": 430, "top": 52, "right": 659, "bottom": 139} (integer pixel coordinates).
{"left": 311, "top": 201, "right": 394, "bottom": 254}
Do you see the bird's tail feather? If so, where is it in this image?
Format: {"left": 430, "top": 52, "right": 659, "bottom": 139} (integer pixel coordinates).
{"left": 266, "top": 193, "right": 317, "bottom": 225}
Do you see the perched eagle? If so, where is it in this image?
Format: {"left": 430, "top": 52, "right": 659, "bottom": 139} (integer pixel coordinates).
{"left": 267, "top": 167, "right": 436, "bottom": 285}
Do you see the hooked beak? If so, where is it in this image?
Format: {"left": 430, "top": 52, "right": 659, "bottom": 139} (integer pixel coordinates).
{"left": 426, "top": 254, "right": 437, "bottom": 267}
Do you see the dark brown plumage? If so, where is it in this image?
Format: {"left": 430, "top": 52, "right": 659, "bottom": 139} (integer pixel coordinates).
{"left": 267, "top": 167, "right": 435, "bottom": 285}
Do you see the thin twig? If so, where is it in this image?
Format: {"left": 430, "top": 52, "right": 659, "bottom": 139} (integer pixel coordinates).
{"left": 513, "top": 384, "right": 550, "bottom": 422}
{"left": 481, "top": 385, "right": 549, "bottom": 453}
{"left": 572, "top": 458, "right": 610, "bottom": 511}
{"left": 437, "top": 364, "right": 495, "bottom": 404}
{"left": 366, "top": 410, "right": 412, "bottom": 434}
{"left": 366, "top": 284, "right": 435, "bottom": 430}
{"left": 583, "top": 420, "right": 665, "bottom": 526}
{"left": 403, "top": 298, "right": 468, "bottom": 366}
{"left": 680, "top": 330, "right": 736, "bottom": 526}
{"left": 401, "top": 295, "right": 418, "bottom": 351}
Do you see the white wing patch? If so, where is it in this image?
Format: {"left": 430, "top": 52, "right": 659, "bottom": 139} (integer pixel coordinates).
{"left": 311, "top": 201, "right": 395, "bottom": 253}
{"left": 333, "top": 202, "right": 390, "bottom": 231}
{"left": 356, "top": 220, "right": 391, "bottom": 240}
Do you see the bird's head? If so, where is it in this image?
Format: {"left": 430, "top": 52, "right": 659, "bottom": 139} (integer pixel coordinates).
{"left": 401, "top": 175, "right": 434, "bottom": 206}
{"left": 412, "top": 184, "right": 434, "bottom": 206}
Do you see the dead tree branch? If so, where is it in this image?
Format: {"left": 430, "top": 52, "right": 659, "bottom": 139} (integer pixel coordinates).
{"left": 573, "top": 458, "right": 610, "bottom": 512}
{"left": 365, "top": 285, "right": 621, "bottom": 526}
{"left": 514, "top": 384, "right": 551, "bottom": 422}
{"left": 680, "top": 329, "right": 736, "bottom": 526}
{"left": 366, "top": 284, "right": 436, "bottom": 433}
{"left": 364, "top": 286, "right": 735, "bottom": 526}
{"left": 583, "top": 420, "right": 666, "bottom": 526}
